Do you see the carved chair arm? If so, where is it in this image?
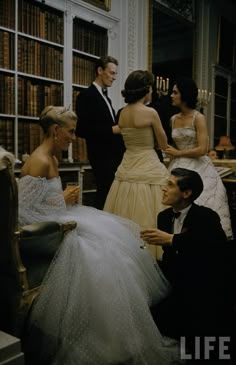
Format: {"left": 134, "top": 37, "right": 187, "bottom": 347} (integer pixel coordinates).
{"left": 13, "top": 220, "right": 77, "bottom": 336}
{"left": 17, "top": 221, "right": 77, "bottom": 288}
{"left": 19, "top": 221, "right": 77, "bottom": 237}
{"left": 18, "top": 221, "right": 77, "bottom": 257}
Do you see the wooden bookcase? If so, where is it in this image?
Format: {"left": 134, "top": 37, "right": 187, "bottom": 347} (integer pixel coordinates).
{"left": 0, "top": 0, "right": 108, "bottom": 161}
{"left": 0, "top": 0, "right": 64, "bottom": 159}
{"left": 0, "top": 0, "right": 108, "bottom": 206}
{"left": 72, "top": 16, "right": 108, "bottom": 162}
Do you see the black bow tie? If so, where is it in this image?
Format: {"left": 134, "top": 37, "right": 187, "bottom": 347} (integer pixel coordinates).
{"left": 102, "top": 89, "right": 108, "bottom": 96}
{"left": 172, "top": 211, "right": 181, "bottom": 219}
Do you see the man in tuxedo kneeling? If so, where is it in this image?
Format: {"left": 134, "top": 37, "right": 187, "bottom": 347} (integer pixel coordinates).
{"left": 141, "top": 168, "right": 232, "bottom": 362}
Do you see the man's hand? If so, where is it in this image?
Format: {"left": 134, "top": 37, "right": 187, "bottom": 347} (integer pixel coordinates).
{"left": 140, "top": 228, "right": 173, "bottom": 246}
{"left": 112, "top": 125, "right": 121, "bottom": 134}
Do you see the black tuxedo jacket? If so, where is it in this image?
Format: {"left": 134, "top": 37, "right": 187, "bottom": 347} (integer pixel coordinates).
{"left": 153, "top": 203, "right": 229, "bottom": 340}
{"left": 75, "top": 84, "right": 125, "bottom": 170}
{"left": 158, "top": 203, "right": 227, "bottom": 287}
{"left": 75, "top": 84, "right": 125, "bottom": 208}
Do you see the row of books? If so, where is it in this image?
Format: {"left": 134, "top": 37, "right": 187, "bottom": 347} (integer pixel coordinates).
{"left": 0, "top": 74, "right": 15, "bottom": 114}
{"left": 18, "top": 120, "right": 43, "bottom": 157}
{"left": 18, "top": 78, "right": 63, "bottom": 117}
{"left": 18, "top": 120, "right": 64, "bottom": 162}
{"left": 0, "top": 31, "right": 14, "bottom": 70}
{"left": 0, "top": 1, "right": 108, "bottom": 164}
{"left": 0, "top": 119, "right": 43, "bottom": 158}
{"left": 73, "top": 55, "right": 95, "bottom": 85}
{"left": 0, "top": 0, "right": 15, "bottom": 30}
{"left": 18, "top": 0, "right": 64, "bottom": 44}
{"left": 18, "top": 37, "right": 63, "bottom": 80}
{"left": 0, "top": 118, "right": 14, "bottom": 153}
{"left": 0, "top": 0, "right": 64, "bottom": 45}
{"left": 17, "top": 120, "right": 88, "bottom": 163}
{"left": 72, "top": 137, "right": 88, "bottom": 162}
{"left": 0, "top": 119, "right": 88, "bottom": 163}
{"left": 73, "top": 19, "right": 108, "bottom": 57}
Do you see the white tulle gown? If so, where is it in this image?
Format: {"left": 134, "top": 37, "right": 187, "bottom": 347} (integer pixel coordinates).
{"left": 18, "top": 175, "right": 183, "bottom": 365}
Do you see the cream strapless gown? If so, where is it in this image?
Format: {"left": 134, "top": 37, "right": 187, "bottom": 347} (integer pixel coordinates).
{"left": 104, "top": 127, "right": 170, "bottom": 259}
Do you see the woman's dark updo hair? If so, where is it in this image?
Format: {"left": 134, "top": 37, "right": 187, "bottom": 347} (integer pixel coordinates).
{"left": 174, "top": 77, "right": 198, "bottom": 109}
{"left": 121, "top": 70, "right": 154, "bottom": 104}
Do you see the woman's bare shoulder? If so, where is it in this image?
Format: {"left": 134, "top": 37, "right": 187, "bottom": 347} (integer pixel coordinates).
{"left": 195, "top": 110, "right": 205, "bottom": 121}
{"left": 194, "top": 111, "right": 206, "bottom": 128}
{"left": 171, "top": 112, "right": 180, "bottom": 120}
{"left": 20, "top": 152, "right": 51, "bottom": 178}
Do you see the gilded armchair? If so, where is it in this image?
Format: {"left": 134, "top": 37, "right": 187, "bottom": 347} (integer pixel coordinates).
{"left": 0, "top": 149, "right": 77, "bottom": 338}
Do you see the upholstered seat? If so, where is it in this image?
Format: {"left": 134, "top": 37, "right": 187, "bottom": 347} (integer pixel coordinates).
{"left": 0, "top": 148, "right": 77, "bottom": 338}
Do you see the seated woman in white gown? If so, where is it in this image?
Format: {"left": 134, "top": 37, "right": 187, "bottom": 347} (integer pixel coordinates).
{"left": 17, "top": 106, "right": 183, "bottom": 365}
{"left": 104, "top": 70, "right": 170, "bottom": 260}
{"left": 164, "top": 77, "right": 233, "bottom": 239}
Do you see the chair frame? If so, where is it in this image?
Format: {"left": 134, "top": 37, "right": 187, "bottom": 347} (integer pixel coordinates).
{"left": 0, "top": 152, "right": 77, "bottom": 337}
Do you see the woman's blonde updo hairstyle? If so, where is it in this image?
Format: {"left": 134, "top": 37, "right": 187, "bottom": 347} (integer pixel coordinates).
{"left": 39, "top": 106, "right": 77, "bottom": 136}
{"left": 121, "top": 70, "right": 154, "bottom": 104}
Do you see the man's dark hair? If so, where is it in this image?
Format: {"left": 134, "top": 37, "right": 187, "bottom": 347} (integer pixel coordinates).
{"left": 95, "top": 56, "right": 118, "bottom": 75}
{"left": 171, "top": 167, "right": 204, "bottom": 202}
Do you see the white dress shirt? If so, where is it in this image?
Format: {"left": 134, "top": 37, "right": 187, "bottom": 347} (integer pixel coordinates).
{"left": 173, "top": 205, "right": 192, "bottom": 234}
{"left": 93, "top": 82, "right": 115, "bottom": 122}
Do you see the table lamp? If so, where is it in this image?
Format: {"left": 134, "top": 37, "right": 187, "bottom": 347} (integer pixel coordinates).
{"left": 215, "top": 136, "right": 235, "bottom": 159}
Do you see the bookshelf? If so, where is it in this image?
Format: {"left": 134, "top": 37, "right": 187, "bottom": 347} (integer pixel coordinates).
{"left": 0, "top": 0, "right": 109, "bottom": 207}
{"left": 72, "top": 17, "right": 108, "bottom": 163}
{"left": 0, "top": 0, "right": 15, "bottom": 156}
{"left": 0, "top": 0, "right": 64, "bottom": 159}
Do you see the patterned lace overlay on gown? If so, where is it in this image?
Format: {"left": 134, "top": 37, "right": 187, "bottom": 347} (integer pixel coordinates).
{"left": 168, "top": 114, "right": 233, "bottom": 239}
{"left": 104, "top": 127, "right": 170, "bottom": 260}
{"left": 18, "top": 175, "right": 184, "bottom": 364}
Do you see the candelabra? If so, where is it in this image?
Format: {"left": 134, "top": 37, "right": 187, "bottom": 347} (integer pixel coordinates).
{"left": 198, "top": 89, "right": 211, "bottom": 112}
{"left": 156, "top": 76, "right": 169, "bottom": 97}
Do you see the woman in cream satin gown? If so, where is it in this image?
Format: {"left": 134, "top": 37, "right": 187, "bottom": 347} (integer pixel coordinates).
{"left": 104, "top": 70, "right": 170, "bottom": 260}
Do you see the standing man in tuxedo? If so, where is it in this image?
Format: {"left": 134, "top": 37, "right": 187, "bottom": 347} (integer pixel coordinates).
{"left": 141, "top": 168, "right": 231, "bottom": 360}
{"left": 75, "top": 56, "right": 125, "bottom": 209}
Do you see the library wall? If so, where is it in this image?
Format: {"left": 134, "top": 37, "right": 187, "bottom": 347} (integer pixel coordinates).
{"left": 0, "top": 0, "right": 149, "bottom": 162}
